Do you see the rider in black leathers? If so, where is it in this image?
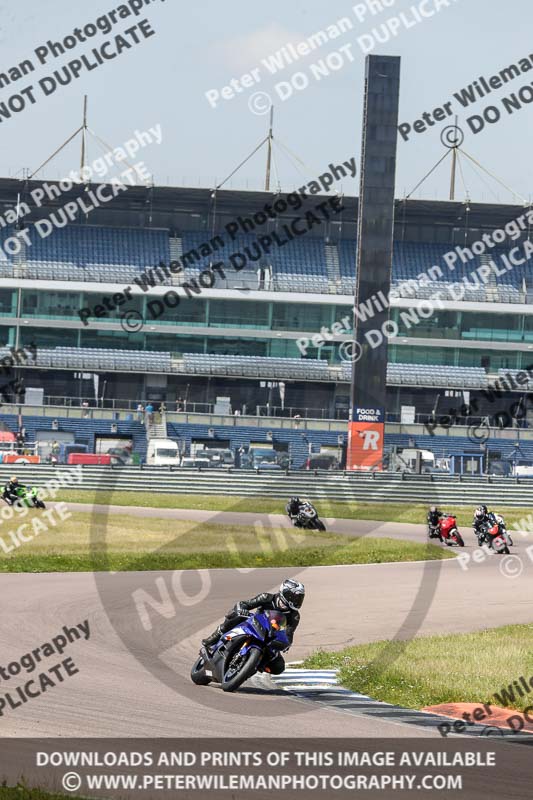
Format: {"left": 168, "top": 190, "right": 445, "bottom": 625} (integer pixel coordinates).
{"left": 473, "top": 505, "right": 490, "bottom": 544}
{"left": 201, "top": 579, "right": 305, "bottom": 675}
{"left": 286, "top": 496, "right": 304, "bottom": 522}
{"left": 2, "top": 476, "right": 25, "bottom": 505}
{"left": 427, "top": 506, "right": 443, "bottom": 537}
{"left": 477, "top": 509, "right": 504, "bottom": 548}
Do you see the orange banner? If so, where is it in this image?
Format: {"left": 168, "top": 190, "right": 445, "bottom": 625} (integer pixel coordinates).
{"left": 2, "top": 453, "right": 40, "bottom": 464}
{"left": 346, "top": 421, "right": 384, "bottom": 471}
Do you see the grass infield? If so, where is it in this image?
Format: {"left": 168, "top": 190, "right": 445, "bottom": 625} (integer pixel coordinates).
{"left": 0, "top": 511, "right": 452, "bottom": 573}
{"left": 303, "top": 624, "right": 533, "bottom": 710}
{"left": 58, "top": 490, "right": 533, "bottom": 528}
{"left": 0, "top": 790, "right": 72, "bottom": 800}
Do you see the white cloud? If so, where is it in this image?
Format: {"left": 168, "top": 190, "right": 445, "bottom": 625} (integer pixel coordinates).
{"left": 213, "top": 22, "right": 305, "bottom": 74}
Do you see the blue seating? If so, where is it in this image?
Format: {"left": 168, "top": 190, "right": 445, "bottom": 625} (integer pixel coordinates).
{"left": 8, "top": 219, "right": 533, "bottom": 299}
{"left": 25, "top": 224, "right": 170, "bottom": 275}
{"left": 0, "top": 411, "right": 528, "bottom": 470}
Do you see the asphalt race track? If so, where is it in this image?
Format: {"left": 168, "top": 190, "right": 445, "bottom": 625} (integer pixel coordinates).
{"left": 1, "top": 507, "right": 532, "bottom": 738}
{"left": 45, "top": 502, "right": 471, "bottom": 543}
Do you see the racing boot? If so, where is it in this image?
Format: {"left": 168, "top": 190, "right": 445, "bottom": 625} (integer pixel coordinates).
{"left": 202, "top": 625, "right": 222, "bottom": 648}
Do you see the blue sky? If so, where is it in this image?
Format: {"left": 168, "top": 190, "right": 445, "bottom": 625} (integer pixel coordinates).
{"left": 0, "top": 0, "right": 531, "bottom": 203}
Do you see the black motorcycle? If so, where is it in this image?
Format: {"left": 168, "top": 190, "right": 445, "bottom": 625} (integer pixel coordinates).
{"left": 288, "top": 502, "right": 326, "bottom": 531}
{"left": 428, "top": 524, "right": 442, "bottom": 543}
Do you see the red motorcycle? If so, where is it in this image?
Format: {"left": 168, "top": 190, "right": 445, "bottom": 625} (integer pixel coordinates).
{"left": 436, "top": 514, "right": 464, "bottom": 547}
{"left": 478, "top": 519, "right": 510, "bottom": 554}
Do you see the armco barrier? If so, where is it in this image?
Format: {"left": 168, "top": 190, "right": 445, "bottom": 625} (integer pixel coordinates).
{"left": 1, "top": 465, "right": 533, "bottom": 506}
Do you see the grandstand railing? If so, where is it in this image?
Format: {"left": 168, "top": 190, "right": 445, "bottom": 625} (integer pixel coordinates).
{"left": 2, "top": 261, "right": 531, "bottom": 304}
{"left": 3, "top": 401, "right": 533, "bottom": 443}
{"left": 0, "top": 402, "right": 350, "bottom": 432}
{"left": 4, "top": 393, "right": 533, "bottom": 431}
{"left": 16, "top": 396, "right": 339, "bottom": 420}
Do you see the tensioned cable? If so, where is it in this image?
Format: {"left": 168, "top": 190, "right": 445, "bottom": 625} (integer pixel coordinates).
{"left": 273, "top": 137, "right": 325, "bottom": 184}
{"left": 457, "top": 147, "right": 527, "bottom": 205}
{"left": 272, "top": 139, "right": 310, "bottom": 184}
{"left": 404, "top": 149, "right": 452, "bottom": 200}
{"left": 459, "top": 151, "right": 500, "bottom": 203}
{"left": 270, "top": 143, "right": 282, "bottom": 193}
{"left": 87, "top": 127, "right": 149, "bottom": 183}
{"left": 28, "top": 126, "right": 83, "bottom": 178}
{"left": 455, "top": 150, "right": 470, "bottom": 200}
{"left": 215, "top": 135, "right": 269, "bottom": 190}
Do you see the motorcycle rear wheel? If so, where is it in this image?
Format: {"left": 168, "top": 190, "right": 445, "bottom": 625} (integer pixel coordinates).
{"left": 222, "top": 647, "right": 262, "bottom": 692}
{"left": 190, "top": 655, "right": 211, "bottom": 685}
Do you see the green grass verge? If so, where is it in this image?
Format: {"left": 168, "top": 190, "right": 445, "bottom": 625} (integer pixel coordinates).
{"left": 0, "top": 510, "right": 452, "bottom": 572}
{"left": 0, "top": 789, "right": 72, "bottom": 800}
{"left": 58, "top": 490, "right": 533, "bottom": 527}
{"left": 303, "top": 624, "right": 533, "bottom": 710}
{"left": 0, "top": 537, "right": 452, "bottom": 573}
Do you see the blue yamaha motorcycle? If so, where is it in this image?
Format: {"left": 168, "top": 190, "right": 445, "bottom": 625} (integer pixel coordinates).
{"left": 191, "top": 610, "right": 289, "bottom": 692}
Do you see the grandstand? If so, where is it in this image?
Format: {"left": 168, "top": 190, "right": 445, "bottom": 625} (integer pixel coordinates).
{"left": 1, "top": 177, "right": 533, "bottom": 472}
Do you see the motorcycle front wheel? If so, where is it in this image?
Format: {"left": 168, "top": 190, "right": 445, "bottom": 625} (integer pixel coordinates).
{"left": 314, "top": 519, "right": 326, "bottom": 531}
{"left": 190, "top": 655, "right": 211, "bottom": 685}
{"left": 222, "top": 647, "right": 262, "bottom": 692}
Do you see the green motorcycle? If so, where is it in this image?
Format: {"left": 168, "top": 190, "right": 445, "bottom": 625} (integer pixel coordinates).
{"left": 14, "top": 485, "right": 46, "bottom": 509}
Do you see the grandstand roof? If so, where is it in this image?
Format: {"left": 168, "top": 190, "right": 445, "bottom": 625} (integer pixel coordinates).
{"left": 0, "top": 176, "right": 526, "bottom": 235}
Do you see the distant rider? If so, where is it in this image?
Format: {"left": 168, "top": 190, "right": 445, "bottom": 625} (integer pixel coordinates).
{"left": 2, "top": 475, "right": 25, "bottom": 505}
{"left": 286, "top": 496, "right": 304, "bottom": 523}
{"left": 427, "top": 506, "right": 444, "bottom": 536}
{"left": 201, "top": 578, "right": 305, "bottom": 675}
{"left": 473, "top": 505, "right": 490, "bottom": 544}
{"left": 472, "top": 506, "right": 489, "bottom": 536}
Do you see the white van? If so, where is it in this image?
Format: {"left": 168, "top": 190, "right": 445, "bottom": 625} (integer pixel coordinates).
{"left": 390, "top": 448, "right": 436, "bottom": 474}
{"left": 146, "top": 438, "right": 180, "bottom": 466}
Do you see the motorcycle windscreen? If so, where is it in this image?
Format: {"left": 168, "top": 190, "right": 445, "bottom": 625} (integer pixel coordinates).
{"left": 265, "top": 611, "right": 289, "bottom": 649}
{"left": 264, "top": 610, "right": 287, "bottom": 631}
